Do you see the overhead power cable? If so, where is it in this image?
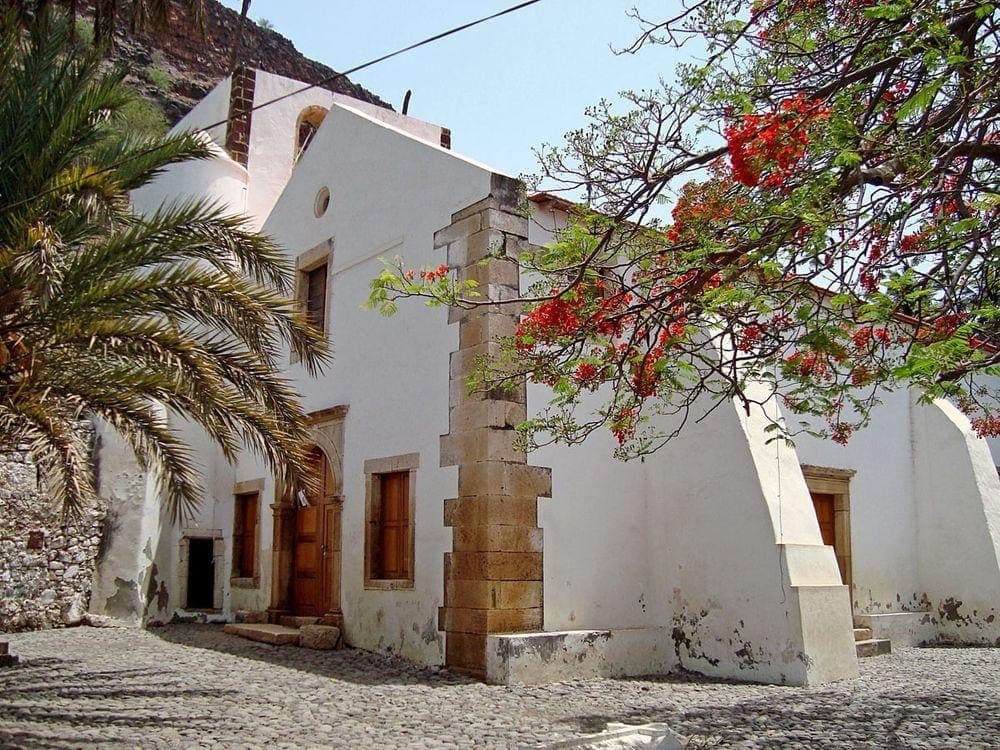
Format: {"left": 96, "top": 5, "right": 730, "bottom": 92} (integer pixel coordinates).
{"left": 1, "top": 0, "right": 544, "bottom": 213}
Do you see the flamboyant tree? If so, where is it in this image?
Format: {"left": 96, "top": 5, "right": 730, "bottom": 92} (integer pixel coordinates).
{"left": 369, "top": 0, "right": 999, "bottom": 455}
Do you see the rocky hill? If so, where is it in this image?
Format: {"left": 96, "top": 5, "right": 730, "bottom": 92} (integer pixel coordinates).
{"left": 89, "top": 0, "right": 392, "bottom": 126}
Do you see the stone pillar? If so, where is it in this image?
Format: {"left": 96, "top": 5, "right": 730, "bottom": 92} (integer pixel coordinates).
{"left": 436, "top": 174, "right": 552, "bottom": 678}
{"left": 225, "top": 66, "right": 256, "bottom": 167}
{"left": 266, "top": 503, "right": 295, "bottom": 621}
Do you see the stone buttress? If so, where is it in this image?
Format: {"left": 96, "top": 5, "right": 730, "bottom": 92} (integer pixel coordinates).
{"left": 435, "top": 174, "right": 552, "bottom": 678}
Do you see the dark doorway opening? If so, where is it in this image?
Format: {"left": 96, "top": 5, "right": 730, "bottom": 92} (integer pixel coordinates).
{"left": 187, "top": 537, "right": 216, "bottom": 609}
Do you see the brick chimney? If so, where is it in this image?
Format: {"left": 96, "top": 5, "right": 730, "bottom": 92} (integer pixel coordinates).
{"left": 225, "top": 66, "right": 256, "bottom": 167}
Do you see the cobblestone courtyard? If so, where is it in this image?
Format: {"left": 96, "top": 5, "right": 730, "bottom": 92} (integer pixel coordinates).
{"left": 0, "top": 625, "right": 997, "bottom": 748}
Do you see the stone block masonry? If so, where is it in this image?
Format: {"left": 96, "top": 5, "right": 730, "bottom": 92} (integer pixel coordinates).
{"left": 436, "top": 173, "right": 552, "bottom": 678}
{"left": 225, "top": 66, "right": 256, "bottom": 167}
{"left": 0, "top": 442, "right": 106, "bottom": 632}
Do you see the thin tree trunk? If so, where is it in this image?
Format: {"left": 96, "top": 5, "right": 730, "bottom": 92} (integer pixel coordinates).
{"left": 67, "top": 0, "right": 78, "bottom": 42}
{"left": 228, "top": 0, "right": 251, "bottom": 74}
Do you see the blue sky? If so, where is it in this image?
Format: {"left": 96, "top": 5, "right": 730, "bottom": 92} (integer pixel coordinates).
{"left": 219, "top": 1, "right": 683, "bottom": 182}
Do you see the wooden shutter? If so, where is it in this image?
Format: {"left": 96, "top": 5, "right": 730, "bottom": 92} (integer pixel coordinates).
{"left": 234, "top": 492, "right": 258, "bottom": 577}
{"left": 305, "top": 265, "right": 327, "bottom": 332}
{"left": 377, "top": 472, "right": 410, "bottom": 579}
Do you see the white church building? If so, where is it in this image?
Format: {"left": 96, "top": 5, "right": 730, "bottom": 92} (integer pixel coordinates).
{"left": 89, "top": 68, "right": 1000, "bottom": 686}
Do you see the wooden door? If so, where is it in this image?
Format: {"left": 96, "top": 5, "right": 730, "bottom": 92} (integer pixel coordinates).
{"left": 292, "top": 503, "right": 322, "bottom": 616}
{"left": 322, "top": 502, "right": 342, "bottom": 616}
{"left": 811, "top": 492, "right": 836, "bottom": 547}
{"left": 291, "top": 447, "right": 341, "bottom": 618}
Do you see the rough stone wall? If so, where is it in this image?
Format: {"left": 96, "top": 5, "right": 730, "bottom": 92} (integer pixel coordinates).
{"left": 77, "top": 0, "right": 391, "bottom": 125}
{"left": 0, "top": 446, "right": 106, "bottom": 632}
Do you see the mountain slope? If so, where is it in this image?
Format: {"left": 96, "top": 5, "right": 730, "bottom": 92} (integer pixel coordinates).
{"left": 90, "top": 0, "right": 392, "bottom": 126}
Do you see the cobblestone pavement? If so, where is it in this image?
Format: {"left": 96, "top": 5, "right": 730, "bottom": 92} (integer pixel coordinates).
{"left": 0, "top": 625, "right": 997, "bottom": 748}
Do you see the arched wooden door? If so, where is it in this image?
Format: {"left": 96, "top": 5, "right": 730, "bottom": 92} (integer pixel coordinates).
{"left": 291, "top": 447, "right": 342, "bottom": 621}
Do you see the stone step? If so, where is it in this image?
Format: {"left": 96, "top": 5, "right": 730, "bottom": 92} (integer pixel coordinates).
{"left": 856, "top": 638, "right": 892, "bottom": 658}
{"left": 223, "top": 623, "right": 301, "bottom": 646}
{"left": 853, "top": 627, "right": 873, "bottom": 641}
{"left": 299, "top": 624, "right": 341, "bottom": 650}
{"left": 854, "top": 612, "right": 935, "bottom": 647}
{"left": 278, "top": 616, "right": 319, "bottom": 628}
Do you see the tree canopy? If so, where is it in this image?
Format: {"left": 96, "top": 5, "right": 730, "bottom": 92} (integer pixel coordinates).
{"left": 370, "top": 0, "right": 999, "bottom": 455}
{"left": 0, "top": 12, "right": 327, "bottom": 519}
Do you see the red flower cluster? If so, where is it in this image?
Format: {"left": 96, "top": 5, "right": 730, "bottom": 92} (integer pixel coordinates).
{"left": 971, "top": 415, "right": 1000, "bottom": 439}
{"left": 931, "top": 313, "right": 969, "bottom": 337}
{"left": 404, "top": 264, "right": 450, "bottom": 282}
{"left": 724, "top": 95, "right": 829, "bottom": 188}
{"left": 515, "top": 296, "right": 581, "bottom": 350}
{"left": 899, "top": 232, "right": 927, "bottom": 254}
{"left": 785, "top": 350, "right": 829, "bottom": 379}
{"left": 610, "top": 407, "right": 638, "bottom": 445}
{"left": 852, "top": 326, "right": 890, "bottom": 349}
{"left": 573, "top": 362, "right": 600, "bottom": 384}
{"left": 831, "top": 422, "right": 853, "bottom": 445}
{"left": 630, "top": 346, "right": 664, "bottom": 398}
{"left": 737, "top": 324, "right": 762, "bottom": 352}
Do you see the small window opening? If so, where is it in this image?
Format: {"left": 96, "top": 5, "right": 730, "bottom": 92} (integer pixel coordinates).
{"left": 232, "top": 491, "right": 259, "bottom": 579}
{"left": 296, "top": 106, "right": 328, "bottom": 161}
{"left": 314, "top": 186, "right": 330, "bottom": 218}
{"left": 305, "top": 264, "right": 328, "bottom": 332}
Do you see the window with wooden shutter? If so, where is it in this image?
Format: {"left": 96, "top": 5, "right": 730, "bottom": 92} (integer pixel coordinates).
{"left": 373, "top": 472, "right": 410, "bottom": 580}
{"left": 364, "top": 454, "right": 418, "bottom": 588}
{"left": 232, "top": 491, "right": 259, "bottom": 579}
{"left": 305, "top": 264, "right": 327, "bottom": 332}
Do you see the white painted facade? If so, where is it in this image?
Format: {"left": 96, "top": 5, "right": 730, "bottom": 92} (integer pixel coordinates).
{"left": 91, "top": 69, "right": 1000, "bottom": 687}
{"left": 792, "top": 389, "right": 1000, "bottom": 644}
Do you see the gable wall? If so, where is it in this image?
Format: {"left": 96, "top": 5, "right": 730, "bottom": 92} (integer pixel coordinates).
{"left": 253, "top": 103, "right": 494, "bottom": 663}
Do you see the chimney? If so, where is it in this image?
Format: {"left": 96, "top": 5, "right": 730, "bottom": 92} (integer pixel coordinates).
{"left": 225, "top": 66, "right": 257, "bottom": 167}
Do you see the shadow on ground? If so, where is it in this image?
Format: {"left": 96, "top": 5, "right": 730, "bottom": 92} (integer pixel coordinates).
{"left": 0, "top": 656, "right": 239, "bottom": 749}
{"left": 555, "top": 671, "right": 1000, "bottom": 747}
{"left": 149, "top": 623, "right": 474, "bottom": 689}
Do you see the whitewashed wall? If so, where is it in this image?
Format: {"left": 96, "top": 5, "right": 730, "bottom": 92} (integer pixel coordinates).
{"left": 792, "top": 388, "right": 921, "bottom": 613}
{"left": 912, "top": 397, "right": 1000, "bottom": 643}
{"left": 793, "top": 387, "right": 1000, "bottom": 644}
{"left": 249, "top": 98, "right": 493, "bottom": 664}
{"left": 526, "top": 207, "right": 855, "bottom": 685}
{"left": 102, "top": 73, "right": 484, "bottom": 661}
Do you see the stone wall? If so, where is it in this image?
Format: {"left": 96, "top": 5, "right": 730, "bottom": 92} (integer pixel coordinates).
{"left": 0, "top": 446, "right": 106, "bottom": 632}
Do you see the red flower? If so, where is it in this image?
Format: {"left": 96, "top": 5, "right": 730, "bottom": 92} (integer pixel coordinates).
{"left": 573, "top": 362, "right": 600, "bottom": 384}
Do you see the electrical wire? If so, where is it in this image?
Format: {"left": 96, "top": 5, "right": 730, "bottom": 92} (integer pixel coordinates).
{"left": 0, "top": 0, "right": 544, "bottom": 213}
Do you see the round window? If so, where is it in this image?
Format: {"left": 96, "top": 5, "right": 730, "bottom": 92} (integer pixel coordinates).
{"left": 314, "top": 186, "right": 331, "bottom": 218}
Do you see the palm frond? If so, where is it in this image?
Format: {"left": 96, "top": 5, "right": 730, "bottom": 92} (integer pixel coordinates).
{"left": 1, "top": 11, "right": 329, "bottom": 520}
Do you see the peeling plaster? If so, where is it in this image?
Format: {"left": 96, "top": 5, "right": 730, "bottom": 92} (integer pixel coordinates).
{"left": 104, "top": 577, "right": 141, "bottom": 620}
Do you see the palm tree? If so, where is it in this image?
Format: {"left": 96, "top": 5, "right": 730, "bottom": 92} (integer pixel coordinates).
{"left": 0, "top": 11, "right": 329, "bottom": 521}
{"left": 9, "top": 0, "right": 206, "bottom": 50}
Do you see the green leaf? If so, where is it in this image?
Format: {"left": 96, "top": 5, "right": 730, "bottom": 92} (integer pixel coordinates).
{"left": 863, "top": 3, "right": 908, "bottom": 20}
{"left": 834, "top": 150, "right": 862, "bottom": 169}
{"left": 895, "top": 79, "right": 942, "bottom": 120}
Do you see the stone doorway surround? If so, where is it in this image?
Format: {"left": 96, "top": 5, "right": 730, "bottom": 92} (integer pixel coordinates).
{"left": 801, "top": 464, "right": 855, "bottom": 596}
{"left": 267, "top": 405, "right": 347, "bottom": 627}
{"left": 177, "top": 529, "right": 224, "bottom": 613}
